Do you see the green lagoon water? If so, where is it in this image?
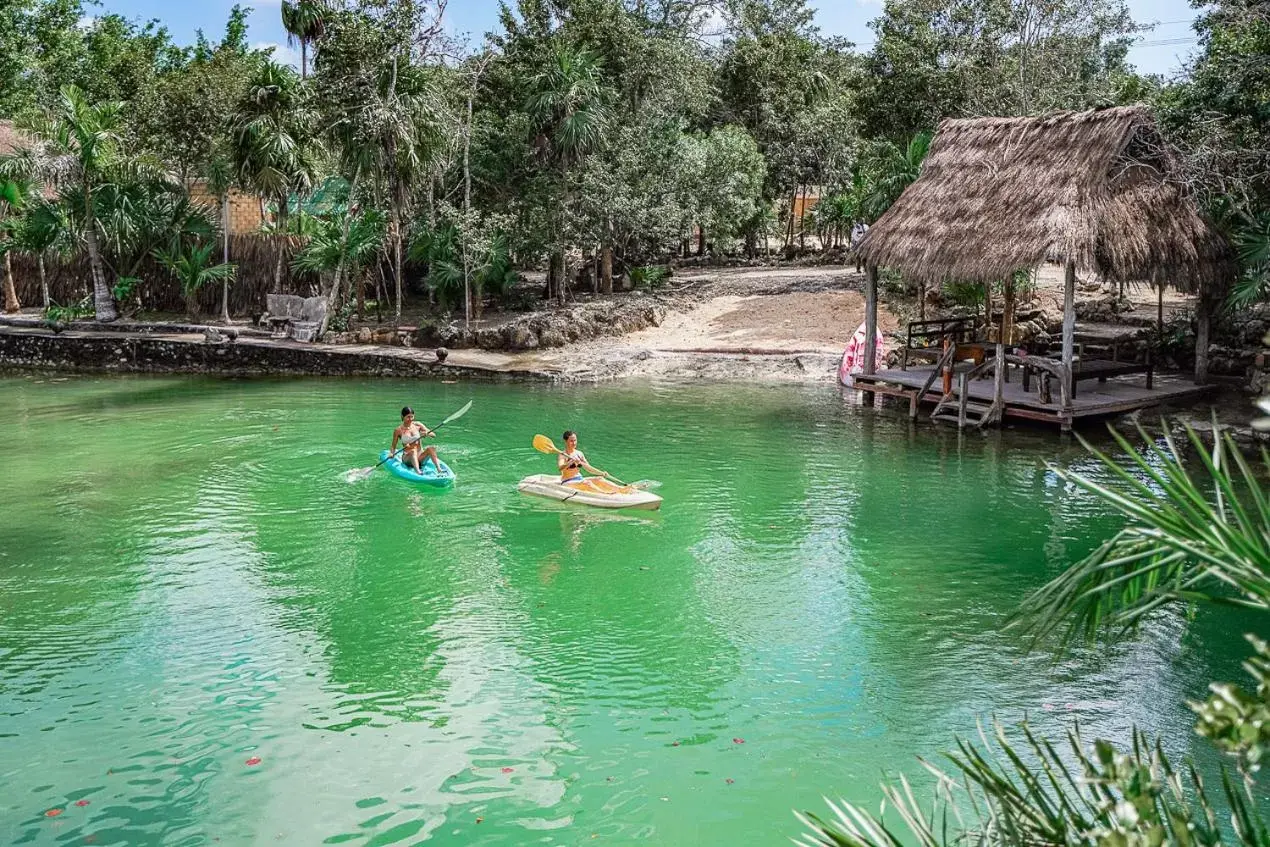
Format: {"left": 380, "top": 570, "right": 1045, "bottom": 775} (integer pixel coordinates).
{"left": 0, "top": 374, "right": 1258, "bottom": 845}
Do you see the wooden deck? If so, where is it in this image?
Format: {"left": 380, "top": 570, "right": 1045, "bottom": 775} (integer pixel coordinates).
{"left": 852, "top": 362, "right": 1211, "bottom": 428}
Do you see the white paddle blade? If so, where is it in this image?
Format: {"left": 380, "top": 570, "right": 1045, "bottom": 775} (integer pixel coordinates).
{"left": 441, "top": 400, "right": 473, "bottom": 426}
{"left": 344, "top": 466, "right": 376, "bottom": 483}
{"left": 631, "top": 479, "right": 662, "bottom": 490}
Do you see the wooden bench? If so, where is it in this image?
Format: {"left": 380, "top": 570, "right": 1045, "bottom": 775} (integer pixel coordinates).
{"left": 901, "top": 318, "right": 978, "bottom": 370}
{"left": 1023, "top": 352, "right": 1153, "bottom": 400}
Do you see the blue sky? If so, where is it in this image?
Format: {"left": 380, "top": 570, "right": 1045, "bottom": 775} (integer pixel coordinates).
{"left": 92, "top": 0, "right": 1203, "bottom": 79}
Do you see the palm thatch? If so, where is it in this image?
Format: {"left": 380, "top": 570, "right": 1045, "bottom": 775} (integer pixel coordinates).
{"left": 857, "top": 106, "right": 1235, "bottom": 294}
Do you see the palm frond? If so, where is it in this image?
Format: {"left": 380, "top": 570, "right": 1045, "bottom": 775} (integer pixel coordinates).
{"left": 1012, "top": 422, "right": 1270, "bottom": 645}
{"left": 796, "top": 721, "right": 1263, "bottom": 847}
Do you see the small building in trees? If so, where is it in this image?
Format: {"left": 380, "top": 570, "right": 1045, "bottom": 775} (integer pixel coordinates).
{"left": 853, "top": 106, "right": 1235, "bottom": 429}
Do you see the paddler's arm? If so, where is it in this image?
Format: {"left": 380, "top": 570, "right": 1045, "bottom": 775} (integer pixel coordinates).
{"left": 577, "top": 454, "right": 606, "bottom": 476}
{"left": 390, "top": 430, "right": 401, "bottom": 455}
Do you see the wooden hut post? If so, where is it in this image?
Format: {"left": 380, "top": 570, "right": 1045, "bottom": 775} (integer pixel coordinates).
{"left": 1195, "top": 291, "right": 1211, "bottom": 385}
{"left": 1061, "top": 259, "right": 1076, "bottom": 406}
{"left": 862, "top": 263, "right": 879, "bottom": 404}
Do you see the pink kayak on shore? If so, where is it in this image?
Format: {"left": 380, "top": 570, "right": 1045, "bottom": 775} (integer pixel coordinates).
{"left": 839, "top": 321, "right": 885, "bottom": 386}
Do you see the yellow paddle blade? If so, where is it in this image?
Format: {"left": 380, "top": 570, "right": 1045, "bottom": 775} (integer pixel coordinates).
{"left": 532, "top": 434, "right": 557, "bottom": 454}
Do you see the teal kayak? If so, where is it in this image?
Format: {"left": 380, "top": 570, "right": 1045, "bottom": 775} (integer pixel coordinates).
{"left": 379, "top": 449, "right": 456, "bottom": 488}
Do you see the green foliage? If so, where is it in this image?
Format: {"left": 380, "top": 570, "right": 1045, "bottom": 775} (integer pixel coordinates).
{"left": 111, "top": 276, "right": 140, "bottom": 302}
{"left": 326, "top": 297, "right": 357, "bottom": 333}
{"left": 153, "top": 240, "right": 236, "bottom": 315}
{"left": 865, "top": 130, "right": 932, "bottom": 219}
{"left": 43, "top": 297, "right": 93, "bottom": 323}
{"left": 797, "top": 721, "right": 1265, "bottom": 847}
{"left": 1194, "top": 634, "right": 1270, "bottom": 776}
{"left": 801, "top": 413, "right": 1270, "bottom": 847}
{"left": 230, "top": 60, "right": 318, "bottom": 205}
{"left": 292, "top": 208, "right": 385, "bottom": 280}
{"left": 1226, "top": 211, "right": 1270, "bottom": 311}
{"left": 629, "top": 264, "right": 670, "bottom": 290}
{"left": 1014, "top": 423, "right": 1270, "bottom": 644}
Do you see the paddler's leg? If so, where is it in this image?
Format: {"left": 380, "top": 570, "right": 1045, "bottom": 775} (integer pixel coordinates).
{"left": 406, "top": 447, "right": 422, "bottom": 473}
{"left": 421, "top": 445, "right": 440, "bottom": 471}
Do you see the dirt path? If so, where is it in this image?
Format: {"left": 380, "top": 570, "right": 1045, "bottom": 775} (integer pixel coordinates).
{"left": 444, "top": 265, "right": 902, "bottom": 382}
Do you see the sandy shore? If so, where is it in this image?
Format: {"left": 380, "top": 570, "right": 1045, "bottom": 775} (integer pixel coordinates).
{"left": 446, "top": 265, "right": 900, "bottom": 383}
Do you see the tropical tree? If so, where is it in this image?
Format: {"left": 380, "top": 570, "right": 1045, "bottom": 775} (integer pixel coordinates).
{"left": 866, "top": 130, "right": 932, "bottom": 220}
{"left": 12, "top": 85, "right": 128, "bottom": 322}
{"left": 230, "top": 60, "right": 318, "bottom": 294}
{"left": 7, "top": 196, "right": 71, "bottom": 309}
{"left": 799, "top": 421, "right": 1270, "bottom": 845}
{"left": 292, "top": 209, "right": 385, "bottom": 319}
{"left": 153, "top": 241, "right": 237, "bottom": 319}
{"left": 282, "top": 0, "right": 329, "bottom": 79}
{"left": 527, "top": 43, "right": 610, "bottom": 302}
{"left": 0, "top": 176, "right": 25, "bottom": 312}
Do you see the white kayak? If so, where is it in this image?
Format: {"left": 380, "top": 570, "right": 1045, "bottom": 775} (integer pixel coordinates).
{"left": 517, "top": 474, "right": 663, "bottom": 511}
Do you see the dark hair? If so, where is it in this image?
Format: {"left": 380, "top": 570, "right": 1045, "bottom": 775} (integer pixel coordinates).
{"left": 563, "top": 430, "right": 576, "bottom": 442}
{"left": 401, "top": 406, "right": 414, "bottom": 418}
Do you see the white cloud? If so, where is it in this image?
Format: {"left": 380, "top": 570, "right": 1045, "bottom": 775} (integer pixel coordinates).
{"left": 77, "top": 14, "right": 97, "bottom": 31}
{"left": 252, "top": 41, "right": 302, "bottom": 70}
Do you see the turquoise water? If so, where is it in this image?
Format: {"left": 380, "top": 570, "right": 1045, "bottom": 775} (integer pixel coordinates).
{"left": 0, "top": 374, "right": 1257, "bottom": 845}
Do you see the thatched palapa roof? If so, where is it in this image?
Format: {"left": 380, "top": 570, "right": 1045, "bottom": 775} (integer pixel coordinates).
{"left": 857, "top": 106, "right": 1234, "bottom": 294}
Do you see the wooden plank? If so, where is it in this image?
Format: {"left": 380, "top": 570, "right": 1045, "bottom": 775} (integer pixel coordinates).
{"left": 1062, "top": 259, "right": 1076, "bottom": 407}
{"left": 863, "top": 264, "right": 878, "bottom": 377}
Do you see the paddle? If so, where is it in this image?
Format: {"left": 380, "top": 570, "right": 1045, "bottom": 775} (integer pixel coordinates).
{"left": 345, "top": 401, "right": 473, "bottom": 482}
{"left": 531, "top": 434, "right": 659, "bottom": 490}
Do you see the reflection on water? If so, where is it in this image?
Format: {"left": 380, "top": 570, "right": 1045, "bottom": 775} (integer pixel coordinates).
{"left": 0, "top": 374, "right": 1257, "bottom": 845}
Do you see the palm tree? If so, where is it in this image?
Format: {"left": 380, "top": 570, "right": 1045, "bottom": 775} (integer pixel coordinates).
{"left": 154, "top": 241, "right": 237, "bottom": 320}
{"left": 12, "top": 86, "right": 127, "bottom": 322}
{"left": 205, "top": 152, "right": 236, "bottom": 323}
{"left": 8, "top": 197, "right": 71, "bottom": 309}
{"left": 294, "top": 209, "right": 385, "bottom": 325}
{"left": 0, "top": 176, "right": 25, "bottom": 312}
{"left": 231, "top": 61, "right": 318, "bottom": 295}
{"left": 527, "top": 44, "right": 609, "bottom": 303}
{"left": 281, "top": 0, "right": 328, "bottom": 80}
{"left": 867, "top": 129, "right": 932, "bottom": 221}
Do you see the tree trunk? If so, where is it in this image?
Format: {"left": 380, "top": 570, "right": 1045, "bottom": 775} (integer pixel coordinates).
{"left": 1, "top": 250, "right": 17, "bottom": 313}
{"left": 301, "top": 41, "right": 308, "bottom": 80}
{"left": 393, "top": 227, "right": 403, "bottom": 321}
{"left": 784, "top": 186, "right": 797, "bottom": 250}
{"left": 697, "top": 223, "right": 706, "bottom": 257}
{"left": 1195, "top": 292, "right": 1211, "bottom": 385}
{"left": 84, "top": 191, "right": 117, "bottom": 322}
{"left": 1003, "top": 274, "right": 1016, "bottom": 346}
{"left": 272, "top": 196, "right": 288, "bottom": 294}
{"left": 39, "top": 254, "right": 48, "bottom": 309}
{"left": 798, "top": 185, "right": 807, "bottom": 253}
{"left": 319, "top": 167, "right": 363, "bottom": 338}
{"left": 918, "top": 279, "right": 926, "bottom": 321}
{"left": 221, "top": 193, "right": 232, "bottom": 324}
{"left": 601, "top": 233, "right": 613, "bottom": 295}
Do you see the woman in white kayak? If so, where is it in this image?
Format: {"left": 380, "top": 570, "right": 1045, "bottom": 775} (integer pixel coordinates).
{"left": 391, "top": 406, "right": 442, "bottom": 474}
{"left": 558, "top": 430, "right": 622, "bottom": 493}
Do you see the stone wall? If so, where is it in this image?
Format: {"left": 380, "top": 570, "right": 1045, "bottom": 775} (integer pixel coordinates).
{"left": 414, "top": 297, "right": 668, "bottom": 352}
{"left": 0, "top": 330, "right": 534, "bottom": 381}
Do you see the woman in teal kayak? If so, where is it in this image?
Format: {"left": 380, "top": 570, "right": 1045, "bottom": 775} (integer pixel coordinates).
{"left": 391, "top": 406, "right": 442, "bottom": 474}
